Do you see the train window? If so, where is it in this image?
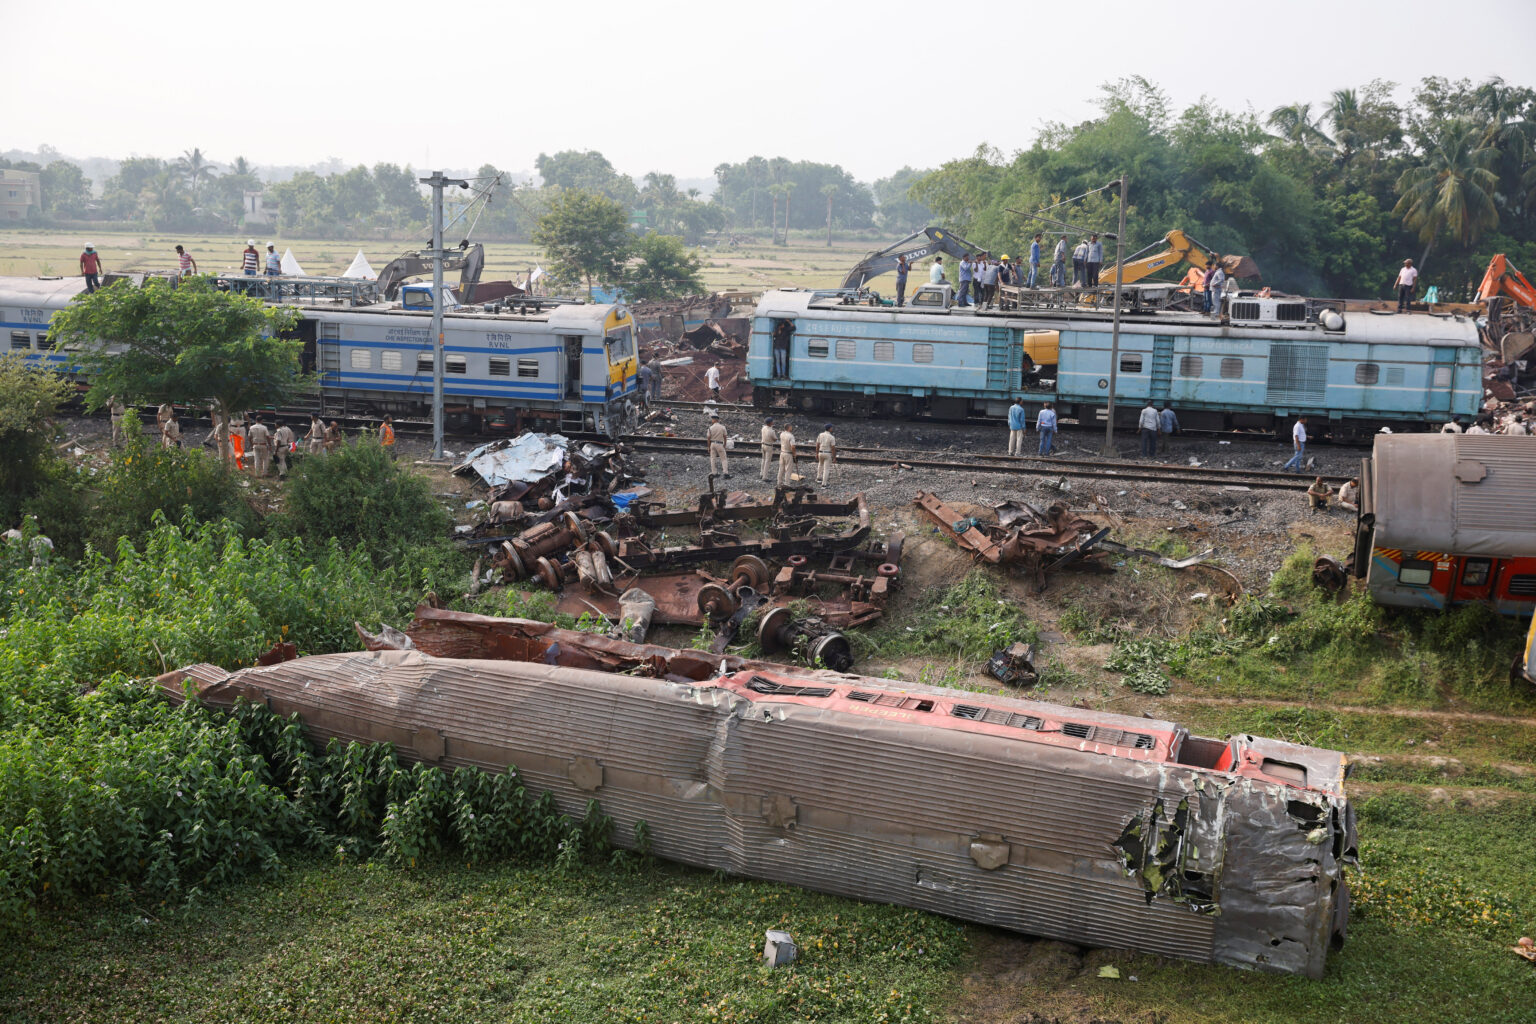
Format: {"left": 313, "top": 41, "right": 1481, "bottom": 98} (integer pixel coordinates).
{"left": 1432, "top": 366, "right": 1452, "bottom": 388}
{"left": 1354, "top": 363, "right": 1380, "bottom": 385}
{"left": 1461, "top": 559, "right": 1491, "bottom": 587}
{"left": 1386, "top": 366, "right": 1405, "bottom": 386}
{"left": 1398, "top": 558, "right": 1434, "bottom": 587}
{"left": 349, "top": 349, "right": 372, "bottom": 369}
{"left": 835, "top": 339, "right": 856, "bottom": 359}
{"left": 517, "top": 358, "right": 539, "bottom": 378}
{"left": 446, "top": 355, "right": 467, "bottom": 374}
{"left": 873, "top": 341, "right": 895, "bottom": 361}
{"left": 1179, "top": 355, "right": 1203, "bottom": 377}
{"left": 381, "top": 351, "right": 403, "bottom": 371}
{"left": 488, "top": 357, "right": 510, "bottom": 377}
{"left": 912, "top": 343, "right": 935, "bottom": 363}
{"left": 1220, "top": 357, "right": 1244, "bottom": 379}
{"left": 9, "top": 331, "right": 31, "bottom": 351}
{"left": 606, "top": 326, "right": 633, "bottom": 360}
{"left": 807, "top": 339, "right": 829, "bottom": 358}
{"left": 1119, "top": 353, "right": 1142, "bottom": 373}
{"left": 417, "top": 353, "right": 434, "bottom": 373}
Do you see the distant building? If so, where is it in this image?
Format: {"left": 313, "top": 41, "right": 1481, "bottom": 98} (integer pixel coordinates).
{"left": 0, "top": 169, "right": 40, "bottom": 221}
{"left": 243, "top": 191, "right": 272, "bottom": 227}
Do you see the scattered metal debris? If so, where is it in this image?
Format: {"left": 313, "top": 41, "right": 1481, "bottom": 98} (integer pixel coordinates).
{"left": 987, "top": 642, "right": 1038, "bottom": 687}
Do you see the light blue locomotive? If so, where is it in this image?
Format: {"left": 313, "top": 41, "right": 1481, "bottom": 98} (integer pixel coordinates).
{"left": 0, "top": 274, "right": 642, "bottom": 435}
{"left": 748, "top": 288, "right": 1483, "bottom": 438}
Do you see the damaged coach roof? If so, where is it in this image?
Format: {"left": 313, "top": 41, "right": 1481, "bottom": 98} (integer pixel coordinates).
{"left": 1366, "top": 434, "right": 1536, "bottom": 556}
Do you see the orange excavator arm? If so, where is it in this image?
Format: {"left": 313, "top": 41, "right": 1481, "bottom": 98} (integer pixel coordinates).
{"left": 1477, "top": 254, "right": 1536, "bottom": 309}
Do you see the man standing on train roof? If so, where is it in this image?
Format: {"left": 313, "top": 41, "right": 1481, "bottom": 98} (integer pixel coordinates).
{"left": 706, "top": 363, "right": 723, "bottom": 402}
{"left": 1205, "top": 261, "right": 1228, "bottom": 317}
{"left": 265, "top": 244, "right": 281, "bottom": 276}
{"left": 1085, "top": 234, "right": 1103, "bottom": 287}
{"left": 79, "top": 244, "right": 103, "bottom": 293}
{"left": 1072, "top": 239, "right": 1088, "bottom": 287}
{"left": 929, "top": 256, "right": 945, "bottom": 285}
{"left": 759, "top": 415, "right": 777, "bottom": 482}
{"left": 979, "top": 256, "right": 1002, "bottom": 310}
{"left": 1138, "top": 402, "right": 1161, "bottom": 458}
{"left": 1007, "top": 397, "right": 1027, "bottom": 456}
{"left": 1028, "top": 234, "right": 1042, "bottom": 289}
{"left": 956, "top": 253, "right": 974, "bottom": 307}
{"left": 706, "top": 410, "right": 729, "bottom": 479}
{"left": 815, "top": 423, "right": 837, "bottom": 487}
{"left": 777, "top": 421, "right": 798, "bottom": 488}
{"left": 241, "top": 240, "right": 259, "bottom": 276}
{"left": 174, "top": 244, "right": 197, "bottom": 278}
{"left": 1036, "top": 401, "right": 1058, "bottom": 456}
{"left": 894, "top": 253, "right": 910, "bottom": 307}
{"left": 1051, "top": 234, "right": 1068, "bottom": 287}
{"left": 1283, "top": 415, "right": 1308, "bottom": 472}
{"left": 1395, "top": 258, "right": 1418, "bottom": 313}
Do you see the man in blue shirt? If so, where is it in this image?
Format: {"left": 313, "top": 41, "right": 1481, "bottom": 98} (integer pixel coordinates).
{"left": 957, "top": 255, "right": 974, "bottom": 307}
{"left": 1007, "top": 397, "right": 1026, "bottom": 455}
{"left": 1036, "top": 402, "right": 1058, "bottom": 455}
{"left": 1159, "top": 405, "right": 1179, "bottom": 437}
{"left": 1028, "top": 234, "right": 1042, "bottom": 289}
{"left": 894, "top": 254, "right": 910, "bottom": 307}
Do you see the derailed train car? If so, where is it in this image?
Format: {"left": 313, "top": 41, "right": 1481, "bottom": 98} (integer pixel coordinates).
{"left": 159, "top": 651, "right": 1357, "bottom": 977}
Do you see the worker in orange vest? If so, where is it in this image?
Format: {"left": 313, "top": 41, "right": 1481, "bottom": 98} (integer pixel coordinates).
{"left": 379, "top": 414, "right": 396, "bottom": 454}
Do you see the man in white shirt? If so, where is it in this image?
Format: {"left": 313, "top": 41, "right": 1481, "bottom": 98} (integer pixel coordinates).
{"left": 1085, "top": 234, "right": 1103, "bottom": 286}
{"left": 1395, "top": 259, "right": 1419, "bottom": 312}
{"left": 1051, "top": 235, "right": 1068, "bottom": 287}
{"left": 1283, "top": 416, "right": 1308, "bottom": 472}
{"left": 929, "top": 257, "right": 945, "bottom": 285}
{"left": 1441, "top": 418, "right": 1462, "bottom": 434}
{"left": 1138, "top": 402, "right": 1161, "bottom": 458}
{"left": 706, "top": 363, "right": 723, "bottom": 402}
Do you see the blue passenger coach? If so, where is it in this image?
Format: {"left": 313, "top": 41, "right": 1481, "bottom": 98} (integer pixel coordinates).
{"left": 748, "top": 289, "right": 1483, "bottom": 437}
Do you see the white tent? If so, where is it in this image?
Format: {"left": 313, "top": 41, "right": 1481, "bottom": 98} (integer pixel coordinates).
{"left": 279, "top": 248, "right": 306, "bottom": 276}
{"left": 342, "top": 250, "right": 376, "bottom": 279}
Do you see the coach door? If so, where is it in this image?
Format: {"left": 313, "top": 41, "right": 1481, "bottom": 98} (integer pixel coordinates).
{"left": 1426, "top": 347, "right": 1456, "bottom": 417}
{"left": 563, "top": 336, "right": 582, "bottom": 400}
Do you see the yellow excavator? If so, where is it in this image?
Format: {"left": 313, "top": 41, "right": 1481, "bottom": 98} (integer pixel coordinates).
{"left": 1101, "top": 229, "right": 1260, "bottom": 286}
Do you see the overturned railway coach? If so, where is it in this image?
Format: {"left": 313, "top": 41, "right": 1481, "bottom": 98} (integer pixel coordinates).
{"left": 748, "top": 289, "right": 1482, "bottom": 438}
{"left": 0, "top": 274, "right": 642, "bottom": 435}
{"left": 1352, "top": 433, "right": 1536, "bottom": 614}
{"left": 161, "top": 650, "right": 1357, "bottom": 977}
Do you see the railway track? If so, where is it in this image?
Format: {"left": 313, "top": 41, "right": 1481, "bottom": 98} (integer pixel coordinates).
{"left": 618, "top": 434, "right": 1346, "bottom": 491}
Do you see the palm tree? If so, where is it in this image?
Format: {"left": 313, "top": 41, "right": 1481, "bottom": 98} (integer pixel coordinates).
{"left": 745, "top": 156, "right": 768, "bottom": 227}
{"left": 175, "top": 147, "right": 218, "bottom": 200}
{"left": 822, "top": 183, "right": 838, "bottom": 247}
{"left": 1393, "top": 121, "right": 1501, "bottom": 269}
{"left": 1326, "top": 89, "right": 1363, "bottom": 171}
{"left": 1267, "top": 103, "right": 1333, "bottom": 152}
{"left": 767, "top": 184, "right": 785, "bottom": 244}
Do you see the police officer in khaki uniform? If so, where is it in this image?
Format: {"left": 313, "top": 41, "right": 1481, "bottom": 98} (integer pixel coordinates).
{"left": 815, "top": 422, "right": 837, "bottom": 487}
{"left": 247, "top": 417, "right": 271, "bottom": 476}
{"left": 759, "top": 416, "right": 777, "bottom": 481}
{"left": 706, "top": 411, "right": 730, "bottom": 478}
{"left": 273, "top": 421, "right": 296, "bottom": 478}
{"left": 777, "top": 422, "right": 797, "bottom": 487}
{"left": 108, "top": 395, "right": 125, "bottom": 447}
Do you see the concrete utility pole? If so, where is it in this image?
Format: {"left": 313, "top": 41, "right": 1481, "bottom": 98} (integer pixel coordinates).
{"left": 1101, "top": 174, "right": 1129, "bottom": 458}
{"left": 420, "top": 170, "right": 468, "bottom": 461}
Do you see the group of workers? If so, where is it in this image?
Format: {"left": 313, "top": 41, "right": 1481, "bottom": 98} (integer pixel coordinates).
{"left": 1007, "top": 398, "right": 1060, "bottom": 456}
{"left": 1307, "top": 476, "right": 1360, "bottom": 515}
{"left": 78, "top": 241, "right": 286, "bottom": 292}
{"left": 703, "top": 412, "right": 838, "bottom": 489}
{"left": 109, "top": 399, "right": 381, "bottom": 478}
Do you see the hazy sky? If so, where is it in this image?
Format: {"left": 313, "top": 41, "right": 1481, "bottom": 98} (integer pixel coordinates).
{"left": 9, "top": 0, "right": 1534, "bottom": 184}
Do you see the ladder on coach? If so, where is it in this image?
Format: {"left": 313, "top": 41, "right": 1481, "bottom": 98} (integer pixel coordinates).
{"left": 1150, "top": 335, "right": 1174, "bottom": 404}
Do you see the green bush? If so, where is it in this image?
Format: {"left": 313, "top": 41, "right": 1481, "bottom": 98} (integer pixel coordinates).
{"left": 874, "top": 571, "right": 1036, "bottom": 665}
{"left": 277, "top": 438, "right": 454, "bottom": 570}
{"left": 86, "top": 410, "right": 258, "bottom": 552}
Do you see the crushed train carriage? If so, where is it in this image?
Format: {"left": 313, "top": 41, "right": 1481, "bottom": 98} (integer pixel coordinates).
{"left": 160, "top": 648, "right": 1358, "bottom": 978}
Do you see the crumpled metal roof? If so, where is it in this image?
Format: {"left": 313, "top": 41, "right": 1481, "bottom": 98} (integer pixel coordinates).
{"left": 456, "top": 433, "right": 570, "bottom": 488}
{"left": 1369, "top": 434, "right": 1536, "bottom": 556}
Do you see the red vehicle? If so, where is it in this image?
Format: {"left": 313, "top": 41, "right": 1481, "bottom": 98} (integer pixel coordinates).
{"left": 1351, "top": 433, "right": 1536, "bottom": 615}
